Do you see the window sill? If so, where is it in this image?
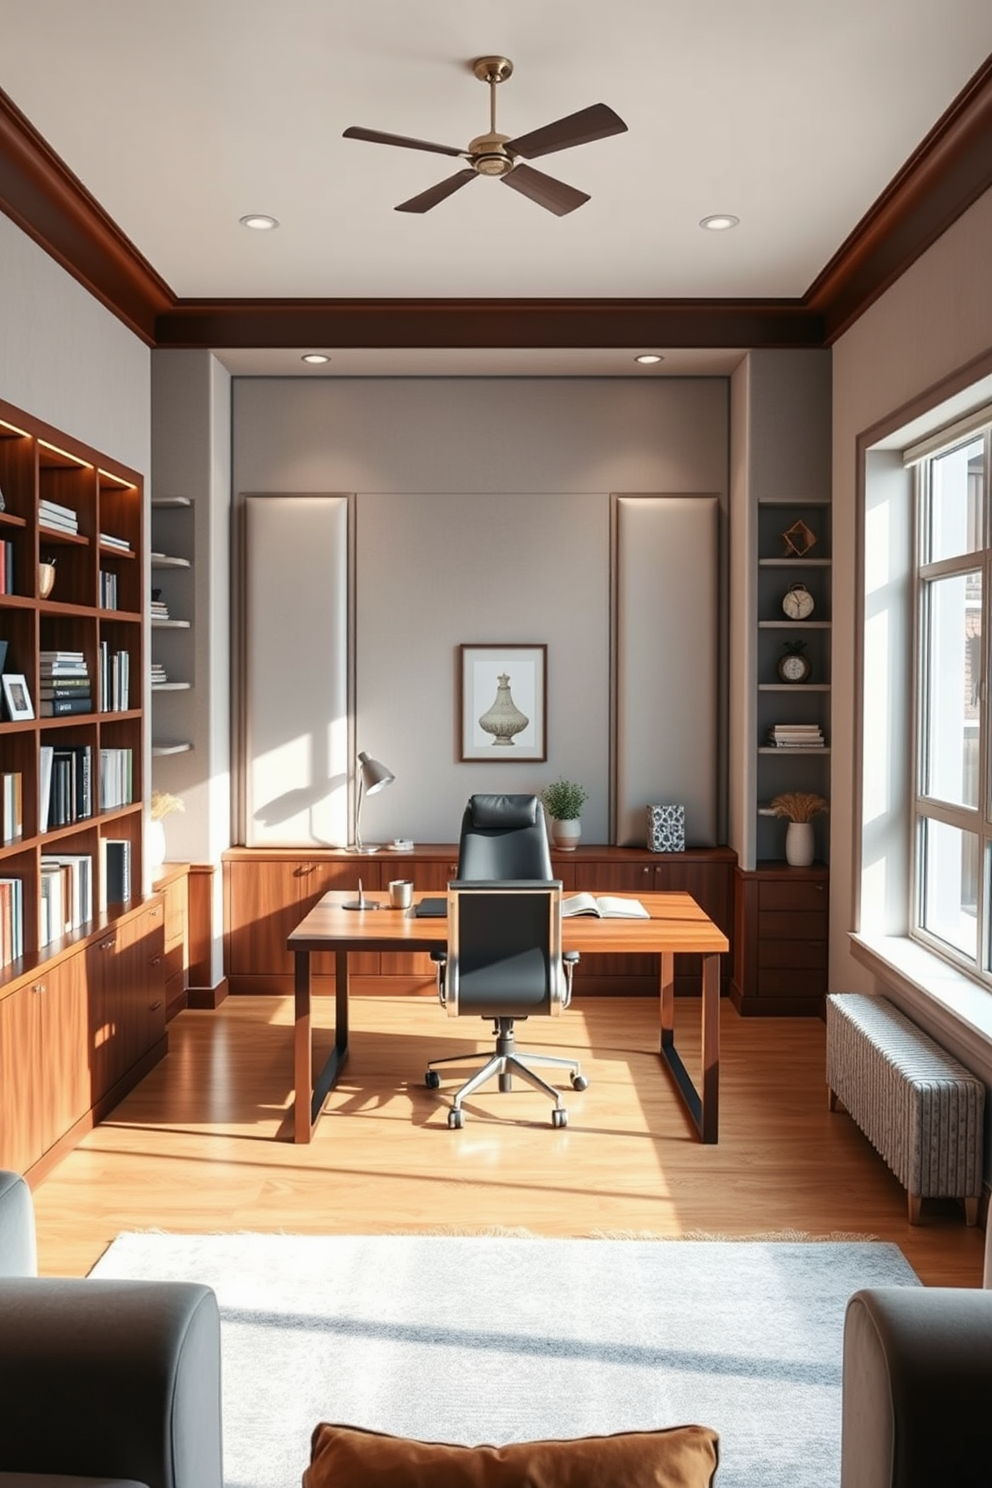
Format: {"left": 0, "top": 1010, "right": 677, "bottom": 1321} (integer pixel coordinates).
{"left": 850, "top": 932, "right": 992, "bottom": 1053}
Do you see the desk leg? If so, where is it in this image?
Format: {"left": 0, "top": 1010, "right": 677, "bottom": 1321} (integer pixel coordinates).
{"left": 700, "top": 951, "right": 720, "bottom": 1144}
{"left": 658, "top": 949, "right": 720, "bottom": 1143}
{"left": 294, "top": 949, "right": 313, "bottom": 1144}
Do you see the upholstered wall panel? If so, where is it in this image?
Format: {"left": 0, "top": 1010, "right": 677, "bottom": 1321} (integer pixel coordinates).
{"left": 242, "top": 494, "right": 351, "bottom": 847}
{"left": 613, "top": 494, "right": 720, "bottom": 847}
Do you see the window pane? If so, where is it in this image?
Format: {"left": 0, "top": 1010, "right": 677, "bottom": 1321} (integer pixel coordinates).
{"left": 920, "top": 818, "right": 978, "bottom": 960}
{"left": 926, "top": 437, "right": 984, "bottom": 562}
{"left": 922, "top": 570, "right": 981, "bottom": 807}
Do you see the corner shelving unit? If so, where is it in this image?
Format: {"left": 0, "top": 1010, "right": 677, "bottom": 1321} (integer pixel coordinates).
{"left": 150, "top": 496, "right": 193, "bottom": 757}
{"left": 755, "top": 497, "right": 831, "bottom": 863}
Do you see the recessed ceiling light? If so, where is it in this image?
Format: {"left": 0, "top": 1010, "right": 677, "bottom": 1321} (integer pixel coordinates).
{"left": 635, "top": 354, "right": 664, "bottom": 365}
{"left": 239, "top": 214, "right": 280, "bottom": 231}
{"left": 301, "top": 353, "right": 331, "bottom": 365}
{"left": 700, "top": 214, "right": 739, "bottom": 232}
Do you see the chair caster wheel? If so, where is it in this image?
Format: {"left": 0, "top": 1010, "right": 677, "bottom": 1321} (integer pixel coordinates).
{"left": 571, "top": 1073, "right": 589, "bottom": 1091}
{"left": 551, "top": 1108, "right": 568, "bottom": 1129}
{"left": 425, "top": 1070, "right": 441, "bottom": 1089}
{"left": 448, "top": 1108, "right": 464, "bottom": 1129}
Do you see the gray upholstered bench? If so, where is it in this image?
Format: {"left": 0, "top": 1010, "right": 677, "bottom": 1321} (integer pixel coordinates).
{"left": 826, "top": 993, "right": 984, "bottom": 1225}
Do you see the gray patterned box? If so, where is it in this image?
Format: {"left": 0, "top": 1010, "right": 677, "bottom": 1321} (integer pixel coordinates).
{"left": 647, "top": 803, "right": 685, "bottom": 853}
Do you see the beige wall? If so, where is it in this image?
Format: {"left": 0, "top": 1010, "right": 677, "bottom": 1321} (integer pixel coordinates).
{"left": 830, "top": 185, "right": 992, "bottom": 998}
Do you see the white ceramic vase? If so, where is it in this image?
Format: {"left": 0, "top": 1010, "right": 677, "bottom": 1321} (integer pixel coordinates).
{"left": 785, "top": 820, "right": 815, "bottom": 868}
{"left": 552, "top": 817, "right": 581, "bottom": 852}
{"left": 147, "top": 817, "right": 167, "bottom": 872}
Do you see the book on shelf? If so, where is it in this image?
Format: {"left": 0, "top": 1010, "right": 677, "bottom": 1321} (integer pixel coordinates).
{"left": 99, "top": 569, "right": 119, "bottom": 608}
{"left": 0, "top": 876, "right": 24, "bottom": 967}
{"left": 40, "top": 695, "right": 92, "bottom": 716}
{"left": 39, "top": 745, "right": 54, "bottom": 833}
{"left": 40, "top": 676, "right": 93, "bottom": 694}
{"left": 99, "top": 838, "right": 132, "bottom": 908}
{"left": 0, "top": 539, "right": 14, "bottom": 594}
{"left": 99, "top": 531, "right": 130, "bottom": 551}
{"left": 40, "top": 649, "right": 85, "bottom": 660}
{"left": 99, "top": 747, "right": 133, "bottom": 810}
{"left": 40, "top": 854, "right": 93, "bottom": 945}
{"left": 562, "top": 893, "right": 650, "bottom": 919}
{"left": 1, "top": 771, "right": 22, "bottom": 844}
{"left": 38, "top": 497, "right": 76, "bottom": 521}
{"left": 46, "top": 745, "right": 92, "bottom": 827}
{"left": 767, "top": 723, "right": 825, "bottom": 748}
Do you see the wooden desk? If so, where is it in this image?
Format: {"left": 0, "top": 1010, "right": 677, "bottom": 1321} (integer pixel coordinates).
{"left": 287, "top": 889, "right": 729, "bottom": 1145}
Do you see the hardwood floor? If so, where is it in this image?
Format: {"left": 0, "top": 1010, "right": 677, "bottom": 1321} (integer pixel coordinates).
{"left": 29, "top": 993, "right": 987, "bottom": 1286}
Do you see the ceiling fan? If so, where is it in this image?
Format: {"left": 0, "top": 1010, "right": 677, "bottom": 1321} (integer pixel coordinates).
{"left": 343, "top": 56, "right": 627, "bottom": 216}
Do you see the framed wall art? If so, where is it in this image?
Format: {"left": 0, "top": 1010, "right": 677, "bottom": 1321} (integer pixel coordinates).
{"left": 459, "top": 643, "right": 547, "bottom": 762}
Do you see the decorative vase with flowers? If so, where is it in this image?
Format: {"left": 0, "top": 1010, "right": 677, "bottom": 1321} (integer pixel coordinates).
{"left": 541, "top": 778, "right": 588, "bottom": 852}
{"left": 769, "top": 791, "right": 828, "bottom": 867}
{"left": 149, "top": 790, "right": 185, "bottom": 873}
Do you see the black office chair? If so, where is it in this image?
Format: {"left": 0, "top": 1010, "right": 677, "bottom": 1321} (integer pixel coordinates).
{"left": 425, "top": 795, "right": 587, "bottom": 1128}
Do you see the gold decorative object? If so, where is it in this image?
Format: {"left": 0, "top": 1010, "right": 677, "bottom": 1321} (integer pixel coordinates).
{"left": 781, "top": 519, "right": 817, "bottom": 557}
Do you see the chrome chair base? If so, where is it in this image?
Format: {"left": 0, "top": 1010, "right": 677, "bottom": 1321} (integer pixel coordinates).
{"left": 425, "top": 1017, "right": 588, "bottom": 1128}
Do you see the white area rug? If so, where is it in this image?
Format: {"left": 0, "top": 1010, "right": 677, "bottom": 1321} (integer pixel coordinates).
{"left": 90, "top": 1232, "right": 920, "bottom": 1488}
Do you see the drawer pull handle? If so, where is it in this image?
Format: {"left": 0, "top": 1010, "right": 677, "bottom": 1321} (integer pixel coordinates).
{"left": 32, "top": 982, "right": 46, "bottom": 994}
{"left": 149, "top": 1000, "right": 164, "bottom": 1012}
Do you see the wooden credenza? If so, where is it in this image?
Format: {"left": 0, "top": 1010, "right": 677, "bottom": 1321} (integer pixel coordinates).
{"left": 222, "top": 844, "right": 738, "bottom": 999}
{"left": 731, "top": 863, "right": 828, "bottom": 1016}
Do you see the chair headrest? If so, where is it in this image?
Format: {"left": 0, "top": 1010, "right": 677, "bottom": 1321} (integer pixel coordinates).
{"left": 468, "top": 794, "right": 539, "bottom": 830}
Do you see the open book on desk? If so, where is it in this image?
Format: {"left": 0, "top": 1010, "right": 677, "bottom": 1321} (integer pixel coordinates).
{"left": 562, "top": 893, "right": 649, "bottom": 919}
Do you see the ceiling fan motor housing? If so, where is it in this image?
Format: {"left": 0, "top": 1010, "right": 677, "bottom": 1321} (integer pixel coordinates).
{"left": 469, "top": 132, "right": 513, "bottom": 176}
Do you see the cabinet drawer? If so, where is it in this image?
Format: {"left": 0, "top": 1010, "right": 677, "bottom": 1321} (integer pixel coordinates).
{"left": 758, "top": 910, "right": 826, "bottom": 940}
{"left": 758, "top": 880, "right": 828, "bottom": 913}
{"left": 758, "top": 938, "right": 827, "bottom": 969}
{"left": 757, "top": 966, "right": 828, "bottom": 996}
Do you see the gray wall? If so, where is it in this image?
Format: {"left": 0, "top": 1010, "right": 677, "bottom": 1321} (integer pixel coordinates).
{"left": 0, "top": 214, "right": 150, "bottom": 474}
{"left": 233, "top": 376, "right": 728, "bottom": 845}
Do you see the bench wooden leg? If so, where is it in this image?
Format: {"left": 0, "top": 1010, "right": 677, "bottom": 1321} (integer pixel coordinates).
{"left": 828, "top": 1086, "right": 839, "bottom": 1111}
{"left": 964, "top": 1196, "right": 979, "bottom": 1226}
{"left": 908, "top": 1192, "right": 922, "bottom": 1225}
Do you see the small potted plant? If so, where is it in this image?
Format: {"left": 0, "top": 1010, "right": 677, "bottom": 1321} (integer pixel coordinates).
{"left": 541, "top": 778, "right": 589, "bottom": 852}
{"left": 149, "top": 790, "right": 185, "bottom": 873}
{"left": 769, "top": 790, "right": 828, "bottom": 867}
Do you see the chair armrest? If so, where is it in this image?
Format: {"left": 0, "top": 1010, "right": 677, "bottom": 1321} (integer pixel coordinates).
{"left": 0, "top": 1279, "right": 223, "bottom": 1488}
{"left": 841, "top": 1286, "right": 992, "bottom": 1488}
{"left": 0, "top": 1170, "right": 37, "bottom": 1277}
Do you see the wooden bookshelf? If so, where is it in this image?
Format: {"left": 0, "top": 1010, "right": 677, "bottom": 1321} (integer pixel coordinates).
{"left": 0, "top": 395, "right": 167, "bottom": 1182}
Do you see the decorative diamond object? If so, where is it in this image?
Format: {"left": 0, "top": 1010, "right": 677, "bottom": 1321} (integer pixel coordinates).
{"left": 781, "top": 519, "right": 817, "bottom": 557}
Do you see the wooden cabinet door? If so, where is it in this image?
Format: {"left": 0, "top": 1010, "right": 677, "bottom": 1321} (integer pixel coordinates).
{"left": 118, "top": 901, "right": 167, "bottom": 1069}
{"left": 306, "top": 861, "right": 380, "bottom": 977}
{"left": 0, "top": 953, "right": 89, "bottom": 1173}
{"left": 0, "top": 983, "right": 44, "bottom": 1173}
{"left": 227, "top": 858, "right": 314, "bottom": 979}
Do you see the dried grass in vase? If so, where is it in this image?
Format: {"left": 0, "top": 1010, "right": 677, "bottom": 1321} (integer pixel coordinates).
{"left": 769, "top": 791, "right": 829, "bottom": 823}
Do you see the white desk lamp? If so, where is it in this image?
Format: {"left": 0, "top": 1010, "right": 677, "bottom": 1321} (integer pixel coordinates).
{"left": 353, "top": 750, "right": 394, "bottom": 853}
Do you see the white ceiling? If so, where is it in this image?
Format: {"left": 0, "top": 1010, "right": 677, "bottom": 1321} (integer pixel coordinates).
{"left": 2, "top": 1, "right": 991, "bottom": 374}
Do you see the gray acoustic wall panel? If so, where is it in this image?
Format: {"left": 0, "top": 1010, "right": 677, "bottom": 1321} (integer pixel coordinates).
{"left": 613, "top": 494, "right": 720, "bottom": 847}
{"left": 243, "top": 494, "right": 351, "bottom": 847}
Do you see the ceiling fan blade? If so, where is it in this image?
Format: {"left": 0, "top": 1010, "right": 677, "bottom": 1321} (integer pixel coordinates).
{"left": 343, "top": 125, "right": 464, "bottom": 158}
{"left": 395, "top": 169, "right": 478, "bottom": 214}
{"left": 506, "top": 103, "right": 627, "bottom": 160}
{"left": 501, "top": 164, "right": 590, "bottom": 216}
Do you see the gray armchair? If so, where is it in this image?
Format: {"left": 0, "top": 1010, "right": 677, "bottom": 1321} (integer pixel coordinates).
{"left": 0, "top": 1170, "right": 223, "bottom": 1488}
{"left": 840, "top": 1216, "right": 992, "bottom": 1486}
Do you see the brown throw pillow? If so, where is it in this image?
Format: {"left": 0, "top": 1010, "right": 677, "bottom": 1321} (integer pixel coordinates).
{"left": 305, "top": 1421, "right": 719, "bottom": 1488}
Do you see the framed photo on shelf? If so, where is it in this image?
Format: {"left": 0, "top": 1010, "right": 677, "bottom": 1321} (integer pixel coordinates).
{"left": 459, "top": 643, "right": 547, "bottom": 762}
{"left": 1, "top": 673, "right": 34, "bottom": 721}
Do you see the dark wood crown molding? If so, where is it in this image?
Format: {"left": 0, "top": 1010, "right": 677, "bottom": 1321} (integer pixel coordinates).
{"left": 807, "top": 53, "right": 992, "bottom": 343}
{"left": 0, "top": 85, "right": 171, "bottom": 343}
{"left": 2, "top": 56, "right": 992, "bottom": 354}
{"left": 152, "top": 297, "right": 824, "bottom": 350}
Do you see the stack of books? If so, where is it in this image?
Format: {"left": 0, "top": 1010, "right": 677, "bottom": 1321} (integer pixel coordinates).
{"left": 40, "top": 853, "right": 93, "bottom": 947}
{"left": 39, "top": 744, "right": 93, "bottom": 831}
{"left": 99, "top": 838, "right": 132, "bottom": 908}
{"left": 100, "top": 530, "right": 130, "bottom": 553}
{"left": 38, "top": 497, "right": 78, "bottom": 534}
{"left": 97, "top": 639, "right": 130, "bottom": 711}
{"left": 767, "top": 723, "right": 825, "bottom": 749}
{"left": 151, "top": 661, "right": 169, "bottom": 688}
{"left": 40, "top": 650, "right": 92, "bottom": 716}
{"left": 150, "top": 589, "right": 170, "bottom": 621}
{"left": 99, "top": 747, "right": 133, "bottom": 810}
